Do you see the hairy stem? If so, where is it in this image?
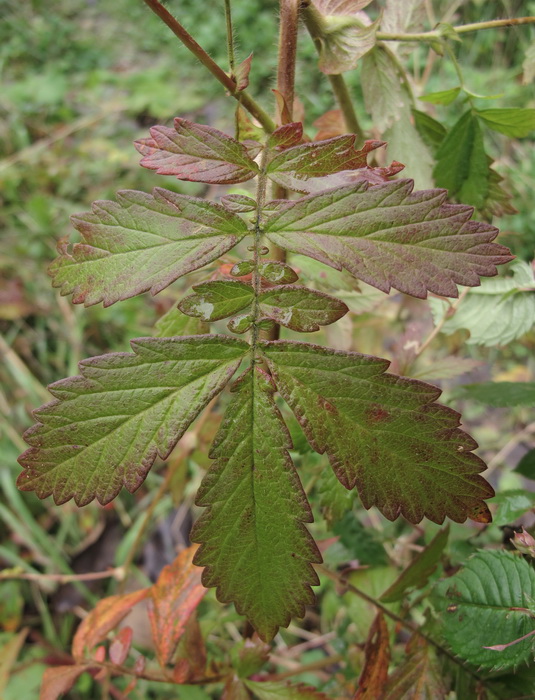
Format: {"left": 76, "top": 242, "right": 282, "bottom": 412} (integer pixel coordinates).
{"left": 301, "top": 2, "right": 363, "bottom": 138}
{"left": 376, "top": 16, "right": 535, "bottom": 43}
{"left": 224, "top": 0, "right": 236, "bottom": 76}
{"left": 251, "top": 151, "right": 271, "bottom": 353}
{"left": 142, "top": 0, "right": 275, "bottom": 133}
{"left": 277, "top": 0, "right": 299, "bottom": 123}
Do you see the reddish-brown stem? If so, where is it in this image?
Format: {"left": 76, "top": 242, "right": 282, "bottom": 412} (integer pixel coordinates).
{"left": 141, "top": 0, "right": 275, "bottom": 133}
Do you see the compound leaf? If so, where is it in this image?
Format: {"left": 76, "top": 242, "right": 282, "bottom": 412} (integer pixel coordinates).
{"left": 51, "top": 188, "right": 248, "bottom": 307}
{"left": 433, "top": 550, "right": 535, "bottom": 671}
{"left": 134, "top": 118, "right": 260, "bottom": 184}
{"left": 262, "top": 341, "right": 494, "bottom": 524}
{"left": 433, "top": 111, "right": 490, "bottom": 208}
{"left": 245, "top": 680, "right": 329, "bottom": 700}
{"left": 266, "top": 137, "right": 383, "bottom": 192}
{"left": 264, "top": 179, "right": 512, "bottom": 300}
{"left": 18, "top": 336, "right": 248, "bottom": 506}
{"left": 258, "top": 286, "right": 348, "bottom": 332}
{"left": 179, "top": 281, "right": 254, "bottom": 322}
{"left": 192, "top": 367, "right": 321, "bottom": 642}
{"left": 429, "top": 260, "right": 535, "bottom": 346}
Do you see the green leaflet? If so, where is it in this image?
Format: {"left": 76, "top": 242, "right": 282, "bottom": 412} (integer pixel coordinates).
{"left": 488, "top": 490, "right": 535, "bottom": 527}
{"left": 515, "top": 449, "right": 535, "bottom": 480}
{"left": 179, "top": 281, "right": 254, "bottom": 322}
{"left": 433, "top": 550, "right": 535, "bottom": 671}
{"left": 264, "top": 179, "right": 512, "bottom": 299}
{"left": 244, "top": 680, "right": 329, "bottom": 699}
{"left": 17, "top": 336, "right": 248, "bottom": 506}
{"left": 258, "top": 286, "right": 348, "bottom": 332}
{"left": 51, "top": 188, "right": 248, "bottom": 307}
{"left": 433, "top": 111, "right": 490, "bottom": 208}
{"left": 262, "top": 341, "right": 493, "bottom": 524}
{"left": 412, "top": 109, "right": 447, "bottom": 153}
{"left": 429, "top": 260, "right": 535, "bottom": 346}
{"left": 476, "top": 108, "right": 535, "bottom": 138}
{"left": 154, "top": 308, "right": 209, "bottom": 337}
{"left": 419, "top": 87, "right": 461, "bottom": 105}
{"left": 192, "top": 366, "right": 321, "bottom": 642}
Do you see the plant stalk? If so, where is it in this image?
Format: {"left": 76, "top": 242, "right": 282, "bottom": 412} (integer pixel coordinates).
{"left": 224, "top": 0, "right": 236, "bottom": 76}
{"left": 376, "top": 16, "right": 535, "bottom": 43}
{"left": 142, "top": 0, "right": 275, "bottom": 133}
{"left": 301, "top": 1, "right": 363, "bottom": 138}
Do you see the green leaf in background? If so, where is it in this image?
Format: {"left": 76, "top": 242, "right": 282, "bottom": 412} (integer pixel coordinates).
{"left": 317, "top": 468, "right": 355, "bottom": 526}
{"left": 154, "top": 308, "right": 208, "bottom": 337}
{"left": 192, "top": 367, "right": 321, "bottom": 642}
{"left": 459, "top": 381, "right": 535, "bottom": 407}
{"left": 258, "top": 286, "right": 348, "bottom": 332}
{"left": 179, "top": 281, "right": 254, "bottom": 322}
{"left": 332, "top": 512, "right": 388, "bottom": 566}
{"left": 51, "top": 189, "right": 248, "bottom": 307}
{"left": 383, "top": 111, "right": 434, "bottom": 189}
{"left": 476, "top": 108, "right": 535, "bottom": 138}
{"left": 488, "top": 490, "right": 535, "bottom": 527}
{"left": 419, "top": 87, "right": 461, "bottom": 105}
{"left": 429, "top": 260, "right": 535, "bottom": 347}
{"left": 433, "top": 111, "right": 490, "bottom": 208}
{"left": 380, "top": 526, "right": 449, "bottom": 603}
{"left": 17, "top": 336, "right": 248, "bottom": 506}
{"left": 515, "top": 449, "right": 535, "bottom": 480}
{"left": 264, "top": 179, "right": 511, "bottom": 300}
{"left": 262, "top": 341, "right": 494, "bottom": 524}
{"left": 412, "top": 109, "right": 447, "bottom": 153}
{"left": 433, "top": 550, "right": 535, "bottom": 670}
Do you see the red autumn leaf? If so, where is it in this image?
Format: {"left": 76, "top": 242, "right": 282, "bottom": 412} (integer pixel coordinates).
{"left": 72, "top": 588, "right": 149, "bottom": 662}
{"left": 313, "top": 109, "right": 346, "bottom": 141}
{"left": 148, "top": 544, "right": 208, "bottom": 666}
{"left": 267, "top": 122, "right": 304, "bottom": 150}
{"left": 109, "top": 626, "right": 133, "bottom": 666}
{"left": 40, "top": 664, "right": 91, "bottom": 700}
{"left": 354, "top": 612, "right": 391, "bottom": 699}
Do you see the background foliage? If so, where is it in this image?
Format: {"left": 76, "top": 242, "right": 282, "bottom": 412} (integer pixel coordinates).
{"left": 0, "top": 0, "right": 534, "bottom": 697}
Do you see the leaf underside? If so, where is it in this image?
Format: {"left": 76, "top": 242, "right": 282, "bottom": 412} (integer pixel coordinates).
{"left": 264, "top": 179, "right": 512, "bottom": 299}
{"left": 262, "top": 341, "right": 493, "bottom": 524}
{"left": 17, "top": 336, "right": 248, "bottom": 506}
{"left": 192, "top": 366, "right": 321, "bottom": 642}
{"left": 51, "top": 188, "right": 248, "bottom": 307}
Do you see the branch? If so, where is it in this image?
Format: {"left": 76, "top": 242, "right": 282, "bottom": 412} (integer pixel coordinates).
{"left": 141, "top": 0, "right": 275, "bottom": 133}
{"left": 377, "top": 16, "right": 535, "bottom": 43}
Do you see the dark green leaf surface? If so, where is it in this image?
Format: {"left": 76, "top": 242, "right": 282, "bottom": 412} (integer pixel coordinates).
{"left": 51, "top": 188, "right": 248, "bottom": 306}
{"left": 433, "top": 111, "right": 490, "bottom": 208}
{"left": 134, "top": 118, "right": 260, "bottom": 184}
{"left": 380, "top": 526, "right": 449, "bottom": 602}
{"left": 262, "top": 341, "right": 493, "bottom": 524}
{"left": 515, "top": 449, "right": 535, "bottom": 480}
{"left": 412, "top": 109, "right": 447, "bottom": 153}
{"left": 192, "top": 367, "right": 321, "bottom": 641}
{"left": 18, "top": 336, "right": 248, "bottom": 506}
{"left": 179, "top": 281, "right": 254, "bottom": 322}
{"left": 264, "top": 179, "right": 511, "bottom": 299}
{"left": 433, "top": 550, "right": 535, "bottom": 670}
{"left": 459, "top": 382, "right": 535, "bottom": 407}
{"left": 476, "top": 108, "right": 535, "bottom": 138}
{"left": 258, "top": 286, "right": 348, "bottom": 332}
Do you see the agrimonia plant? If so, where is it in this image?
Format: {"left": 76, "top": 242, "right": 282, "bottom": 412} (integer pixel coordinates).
{"left": 17, "top": 0, "right": 535, "bottom": 696}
